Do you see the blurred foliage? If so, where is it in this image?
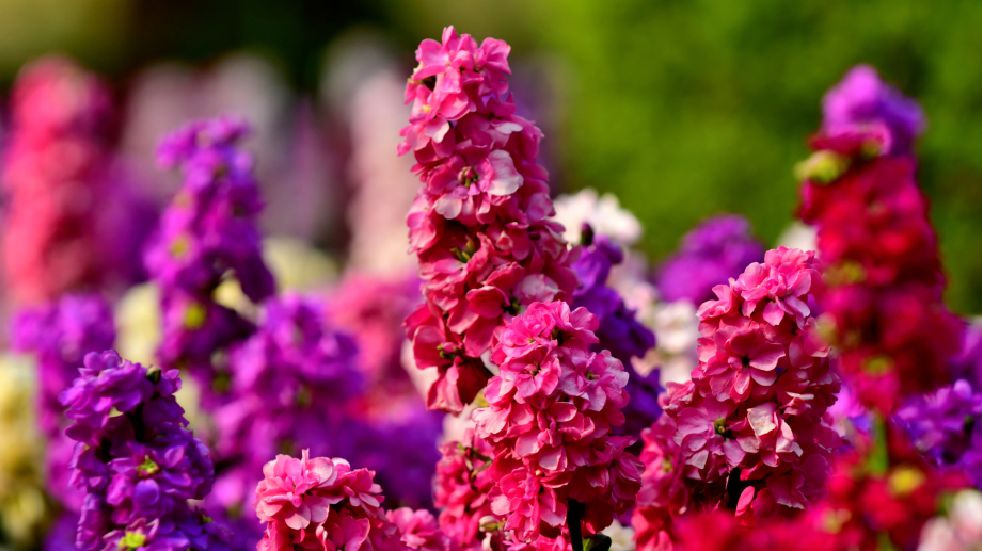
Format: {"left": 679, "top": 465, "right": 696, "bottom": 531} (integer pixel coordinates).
{"left": 1, "top": 0, "right": 980, "bottom": 312}
{"left": 398, "top": 0, "right": 982, "bottom": 313}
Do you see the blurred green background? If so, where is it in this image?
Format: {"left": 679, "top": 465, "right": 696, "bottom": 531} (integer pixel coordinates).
{"left": 1, "top": 0, "right": 980, "bottom": 312}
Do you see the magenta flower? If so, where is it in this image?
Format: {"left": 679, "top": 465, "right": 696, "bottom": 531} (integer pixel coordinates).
{"left": 400, "top": 27, "right": 577, "bottom": 413}
{"left": 633, "top": 247, "right": 838, "bottom": 546}
{"left": 472, "top": 301, "right": 641, "bottom": 544}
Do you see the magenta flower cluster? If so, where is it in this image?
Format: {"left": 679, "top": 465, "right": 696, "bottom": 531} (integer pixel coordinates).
{"left": 799, "top": 104, "right": 962, "bottom": 415}
{"left": 633, "top": 247, "right": 840, "bottom": 545}
{"left": 254, "top": 450, "right": 449, "bottom": 551}
{"left": 400, "top": 26, "right": 577, "bottom": 412}
{"left": 473, "top": 301, "right": 642, "bottom": 545}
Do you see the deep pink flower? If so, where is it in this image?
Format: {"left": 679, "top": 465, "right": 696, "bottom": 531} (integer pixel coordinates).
{"left": 472, "top": 301, "right": 640, "bottom": 544}
{"left": 401, "top": 27, "right": 577, "bottom": 413}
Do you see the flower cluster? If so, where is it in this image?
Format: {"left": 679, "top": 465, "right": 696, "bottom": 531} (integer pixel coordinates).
{"left": 1, "top": 57, "right": 151, "bottom": 304}
{"left": 61, "top": 351, "right": 238, "bottom": 551}
{"left": 798, "top": 128, "right": 962, "bottom": 413}
{"left": 145, "top": 117, "right": 275, "bottom": 402}
{"left": 822, "top": 65, "right": 924, "bottom": 157}
{"left": 212, "top": 294, "right": 362, "bottom": 513}
{"left": 655, "top": 215, "right": 764, "bottom": 305}
{"left": 472, "top": 301, "right": 642, "bottom": 544}
{"left": 254, "top": 451, "right": 449, "bottom": 551}
{"left": 633, "top": 247, "right": 840, "bottom": 547}
{"left": 400, "top": 26, "right": 577, "bottom": 412}
{"left": 11, "top": 293, "right": 116, "bottom": 510}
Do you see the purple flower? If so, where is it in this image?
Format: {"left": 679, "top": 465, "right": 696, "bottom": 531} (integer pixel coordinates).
{"left": 952, "top": 320, "right": 982, "bottom": 391}
{"left": 656, "top": 214, "right": 764, "bottom": 305}
{"left": 896, "top": 379, "right": 982, "bottom": 489}
{"left": 146, "top": 117, "right": 275, "bottom": 405}
{"left": 11, "top": 294, "right": 115, "bottom": 509}
{"left": 61, "top": 351, "right": 243, "bottom": 550}
{"left": 210, "top": 294, "right": 363, "bottom": 518}
{"left": 823, "top": 65, "right": 924, "bottom": 157}
{"left": 571, "top": 230, "right": 660, "bottom": 437}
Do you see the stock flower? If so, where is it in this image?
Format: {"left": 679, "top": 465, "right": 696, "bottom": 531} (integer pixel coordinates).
{"left": 896, "top": 380, "right": 982, "bottom": 489}
{"left": 432, "top": 428, "right": 495, "bottom": 548}
{"left": 553, "top": 190, "right": 642, "bottom": 247}
{"left": 0, "top": 356, "right": 48, "bottom": 549}
{"left": 656, "top": 215, "right": 764, "bottom": 305}
{"left": 634, "top": 248, "right": 838, "bottom": 548}
{"left": 62, "top": 351, "right": 238, "bottom": 551}
{"left": 211, "top": 295, "right": 362, "bottom": 515}
{"left": 822, "top": 65, "right": 924, "bottom": 157}
{"left": 798, "top": 124, "right": 962, "bottom": 413}
{"left": 473, "top": 301, "right": 641, "bottom": 543}
{"left": 11, "top": 293, "right": 115, "bottom": 509}
{"left": 145, "top": 116, "right": 274, "bottom": 403}
{"left": 1, "top": 57, "right": 153, "bottom": 304}
{"left": 254, "top": 452, "right": 403, "bottom": 551}
{"left": 401, "top": 26, "right": 577, "bottom": 412}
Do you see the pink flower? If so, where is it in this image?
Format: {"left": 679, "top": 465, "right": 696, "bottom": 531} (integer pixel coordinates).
{"left": 254, "top": 451, "right": 390, "bottom": 551}
{"left": 634, "top": 247, "right": 838, "bottom": 545}
{"left": 472, "top": 300, "right": 640, "bottom": 544}
{"left": 255, "top": 450, "right": 340, "bottom": 530}
{"left": 386, "top": 507, "right": 453, "bottom": 551}
{"left": 401, "top": 27, "right": 577, "bottom": 414}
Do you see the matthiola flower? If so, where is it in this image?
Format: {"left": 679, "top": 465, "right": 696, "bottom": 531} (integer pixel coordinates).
{"left": 822, "top": 65, "right": 924, "bottom": 157}
{"left": 254, "top": 452, "right": 406, "bottom": 551}
{"left": 798, "top": 121, "right": 962, "bottom": 413}
{"left": 386, "top": 507, "right": 452, "bottom": 551}
{"left": 401, "top": 26, "right": 577, "bottom": 412}
{"left": 0, "top": 356, "right": 48, "bottom": 549}
{"left": 896, "top": 380, "right": 982, "bottom": 488}
{"left": 1, "top": 57, "right": 154, "bottom": 304}
{"left": 472, "top": 301, "right": 641, "bottom": 544}
{"left": 212, "top": 294, "right": 361, "bottom": 515}
{"left": 803, "top": 433, "right": 967, "bottom": 551}
{"left": 61, "top": 351, "right": 239, "bottom": 551}
{"left": 432, "top": 427, "right": 495, "bottom": 548}
{"left": 11, "top": 293, "right": 115, "bottom": 509}
{"left": 656, "top": 215, "right": 764, "bottom": 305}
{"left": 634, "top": 248, "right": 839, "bottom": 547}
{"left": 565, "top": 228, "right": 660, "bottom": 438}
{"left": 145, "top": 116, "right": 274, "bottom": 404}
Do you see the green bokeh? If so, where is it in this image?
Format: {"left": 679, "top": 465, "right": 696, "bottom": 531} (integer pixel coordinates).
{"left": 398, "top": 0, "right": 982, "bottom": 313}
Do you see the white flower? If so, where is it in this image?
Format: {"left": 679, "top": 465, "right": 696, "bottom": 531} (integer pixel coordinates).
{"left": 553, "top": 189, "right": 642, "bottom": 246}
{"left": 776, "top": 222, "right": 816, "bottom": 252}
{"left": 918, "top": 489, "right": 982, "bottom": 550}
{"left": 651, "top": 301, "right": 700, "bottom": 385}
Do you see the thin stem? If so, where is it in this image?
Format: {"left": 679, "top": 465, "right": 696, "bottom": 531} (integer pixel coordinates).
{"left": 568, "top": 500, "right": 584, "bottom": 551}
